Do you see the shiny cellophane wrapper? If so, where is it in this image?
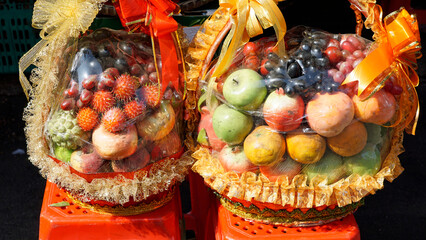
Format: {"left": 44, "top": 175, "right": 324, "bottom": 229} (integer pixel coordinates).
{"left": 22, "top": 1, "right": 193, "bottom": 210}
{"left": 187, "top": 1, "right": 421, "bottom": 220}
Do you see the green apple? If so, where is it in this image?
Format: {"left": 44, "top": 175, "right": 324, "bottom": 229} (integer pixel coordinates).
{"left": 303, "top": 149, "right": 346, "bottom": 184}
{"left": 223, "top": 69, "right": 267, "bottom": 110}
{"left": 54, "top": 146, "right": 73, "bottom": 163}
{"left": 344, "top": 143, "right": 382, "bottom": 176}
{"left": 212, "top": 104, "right": 253, "bottom": 145}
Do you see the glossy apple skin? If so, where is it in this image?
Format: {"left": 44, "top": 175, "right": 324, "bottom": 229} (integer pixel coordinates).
{"left": 70, "top": 146, "right": 108, "bottom": 174}
{"left": 212, "top": 104, "right": 253, "bottom": 145}
{"left": 197, "top": 106, "right": 226, "bottom": 152}
{"left": 218, "top": 145, "right": 258, "bottom": 175}
{"left": 263, "top": 88, "right": 304, "bottom": 132}
{"left": 223, "top": 69, "right": 267, "bottom": 110}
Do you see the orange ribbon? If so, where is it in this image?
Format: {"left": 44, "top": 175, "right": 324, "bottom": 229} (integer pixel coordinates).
{"left": 342, "top": 7, "right": 422, "bottom": 134}
{"left": 114, "top": 0, "right": 180, "bottom": 94}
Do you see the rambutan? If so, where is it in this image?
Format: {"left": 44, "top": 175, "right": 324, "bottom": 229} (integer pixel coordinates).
{"left": 77, "top": 107, "right": 99, "bottom": 131}
{"left": 101, "top": 107, "right": 127, "bottom": 133}
{"left": 123, "top": 100, "right": 146, "bottom": 120}
{"left": 92, "top": 90, "right": 115, "bottom": 112}
{"left": 141, "top": 84, "right": 161, "bottom": 108}
{"left": 114, "top": 74, "right": 136, "bottom": 102}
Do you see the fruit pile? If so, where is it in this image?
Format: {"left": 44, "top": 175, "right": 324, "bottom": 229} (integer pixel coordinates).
{"left": 46, "top": 28, "right": 183, "bottom": 174}
{"left": 197, "top": 29, "right": 401, "bottom": 183}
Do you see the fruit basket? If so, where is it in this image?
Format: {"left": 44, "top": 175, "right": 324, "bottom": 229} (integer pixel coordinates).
{"left": 20, "top": 0, "right": 193, "bottom": 214}
{"left": 186, "top": 0, "right": 422, "bottom": 226}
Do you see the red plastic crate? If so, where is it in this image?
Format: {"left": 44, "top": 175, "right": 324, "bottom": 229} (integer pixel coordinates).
{"left": 213, "top": 203, "right": 360, "bottom": 240}
{"left": 39, "top": 181, "right": 183, "bottom": 240}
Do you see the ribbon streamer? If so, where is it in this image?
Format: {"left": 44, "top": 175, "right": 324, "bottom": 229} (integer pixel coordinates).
{"left": 211, "top": 0, "right": 287, "bottom": 79}
{"left": 115, "top": 0, "right": 180, "bottom": 94}
{"left": 19, "top": 0, "right": 105, "bottom": 99}
{"left": 342, "top": 6, "right": 422, "bottom": 134}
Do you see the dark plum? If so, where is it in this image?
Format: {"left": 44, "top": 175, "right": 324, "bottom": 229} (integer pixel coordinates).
{"left": 114, "top": 58, "right": 129, "bottom": 73}
{"left": 287, "top": 62, "right": 302, "bottom": 78}
{"left": 118, "top": 41, "right": 134, "bottom": 55}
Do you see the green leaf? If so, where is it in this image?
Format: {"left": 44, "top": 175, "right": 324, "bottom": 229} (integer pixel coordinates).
{"left": 49, "top": 201, "right": 70, "bottom": 207}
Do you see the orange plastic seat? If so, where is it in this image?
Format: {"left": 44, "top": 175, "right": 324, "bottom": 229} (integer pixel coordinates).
{"left": 214, "top": 203, "right": 360, "bottom": 240}
{"left": 39, "top": 181, "right": 183, "bottom": 240}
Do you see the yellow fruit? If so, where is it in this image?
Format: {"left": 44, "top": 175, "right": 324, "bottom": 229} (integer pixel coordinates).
{"left": 327, "top": 121, "right": 367, "bottom": 157}
{"left": 243, "top": 126, "right": 286, "bottom": 166}
{"left": 286, "top": 133, "right": 326, "bottom": 164}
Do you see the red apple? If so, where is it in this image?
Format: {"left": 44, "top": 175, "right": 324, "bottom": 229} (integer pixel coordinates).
{"left": 218, "top": 145, "right": 258, "bottom": 175}
{"left": 70, "top": 146, "right": 109, "bottom": 174}
{"left": 263, "top": 88, "right": 305, "bottom": 132}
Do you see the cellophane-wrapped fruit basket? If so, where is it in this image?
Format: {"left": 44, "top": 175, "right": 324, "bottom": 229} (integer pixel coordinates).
{"left": 20, "top": 0, "right": 193, "bottom": 215}
{"left": 186, "top": 0, "right": 422, "bottom": 226}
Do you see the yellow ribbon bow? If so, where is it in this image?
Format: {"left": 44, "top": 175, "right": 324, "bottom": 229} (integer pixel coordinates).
{"left": 19, "top": 0, "right": 105, "bottom": 99}
{"left": 342, "top": 6, "right": 422, "bottom": 134}
{"left": 211, "top": 0, "right": 287, "bottom": 79}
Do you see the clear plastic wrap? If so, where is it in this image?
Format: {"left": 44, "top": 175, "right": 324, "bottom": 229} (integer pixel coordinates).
{"left": 187, "top": 0, "right": 421, "bottom": 225}
{"left": 20, "top": 0, "right": 193, "bottom": 212}
{"left": 47, "top": 28, "right": 184, "bottom": 174}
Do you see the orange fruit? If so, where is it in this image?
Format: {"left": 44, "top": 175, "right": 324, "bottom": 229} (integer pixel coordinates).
{"left": 327, "top": 121, "right": 367, "bottom": 157}
{"left": 352, "top": 89, "right": 396, "bottom": 125}
{"left": 306, "top": 92, "right": 354, "bottom": 137}
{"left": 286, "top": 132, "right": 326, "bottom": 164}
{"left": 243, "top": 126, "right": 286, "bottom": 166}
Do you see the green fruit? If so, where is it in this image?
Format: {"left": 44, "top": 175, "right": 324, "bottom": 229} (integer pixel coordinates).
{"left": 46, "top": 109, "right": 89, "bottom": 149}
{"left": 344, "top": 143, "right": 382, "bottom": 176}
{"left": 365, "top": 123, "right": 382, "bottom": 145}
{"left": 212, "top": 104, "right": 253, "bottom": 145}
{"left": 197, "top": 128, "right": 209, "bottom": 146}
{"left": 54, "top": 146, "right": 73, "bottom": 163}
{"left": 303, "top": 150, "right": 346, "bottom": 184}
{"left": 198, "top": 91, "right": 219, "bottom": 112}
{"left": 223, "top": 69, "right": 267, "bottom": 110}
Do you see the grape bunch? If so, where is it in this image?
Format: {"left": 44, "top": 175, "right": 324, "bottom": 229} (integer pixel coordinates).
{"left": 261, "top": 30, "right": 341, "bottom": 98}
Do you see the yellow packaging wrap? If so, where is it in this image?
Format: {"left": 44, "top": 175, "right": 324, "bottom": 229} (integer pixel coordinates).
{"left": 19, "top": 0, "right": 193, "bottom": 214}
{"left": 186, "top": 0, "right": 421, "bottom": 225}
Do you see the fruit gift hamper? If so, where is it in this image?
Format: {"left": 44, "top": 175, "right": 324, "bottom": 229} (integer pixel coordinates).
{"left": 186, "top": 0, "right": 422, "bottom": 226}
{"left": 19, "top": 0, "right": 193, "bottom": 215}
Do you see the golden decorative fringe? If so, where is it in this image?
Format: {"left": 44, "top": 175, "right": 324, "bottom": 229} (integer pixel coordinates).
{"left": 183, "top": 7, "right": 231, "bottom": 152}
{"left": 66, "top": 185, "right": 176, "bottom": 216}
{"left": 22, "top": 1, "right": 194, "bottom": 205}
{"left": 192, "top": 128, "right": 404, "bottom": 209}
{"left": 219, "top": 196, "right": 364, "bottom": 226}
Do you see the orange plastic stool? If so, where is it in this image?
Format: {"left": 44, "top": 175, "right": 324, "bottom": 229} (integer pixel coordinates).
{"left": 212, "top": 201, "right": 360, "bottom": 240}
{"left": 184, "top": 170, "right": 217, "bottom": 239}
{"left": 39, "top": 181, "right": 183, "bottom": 240}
